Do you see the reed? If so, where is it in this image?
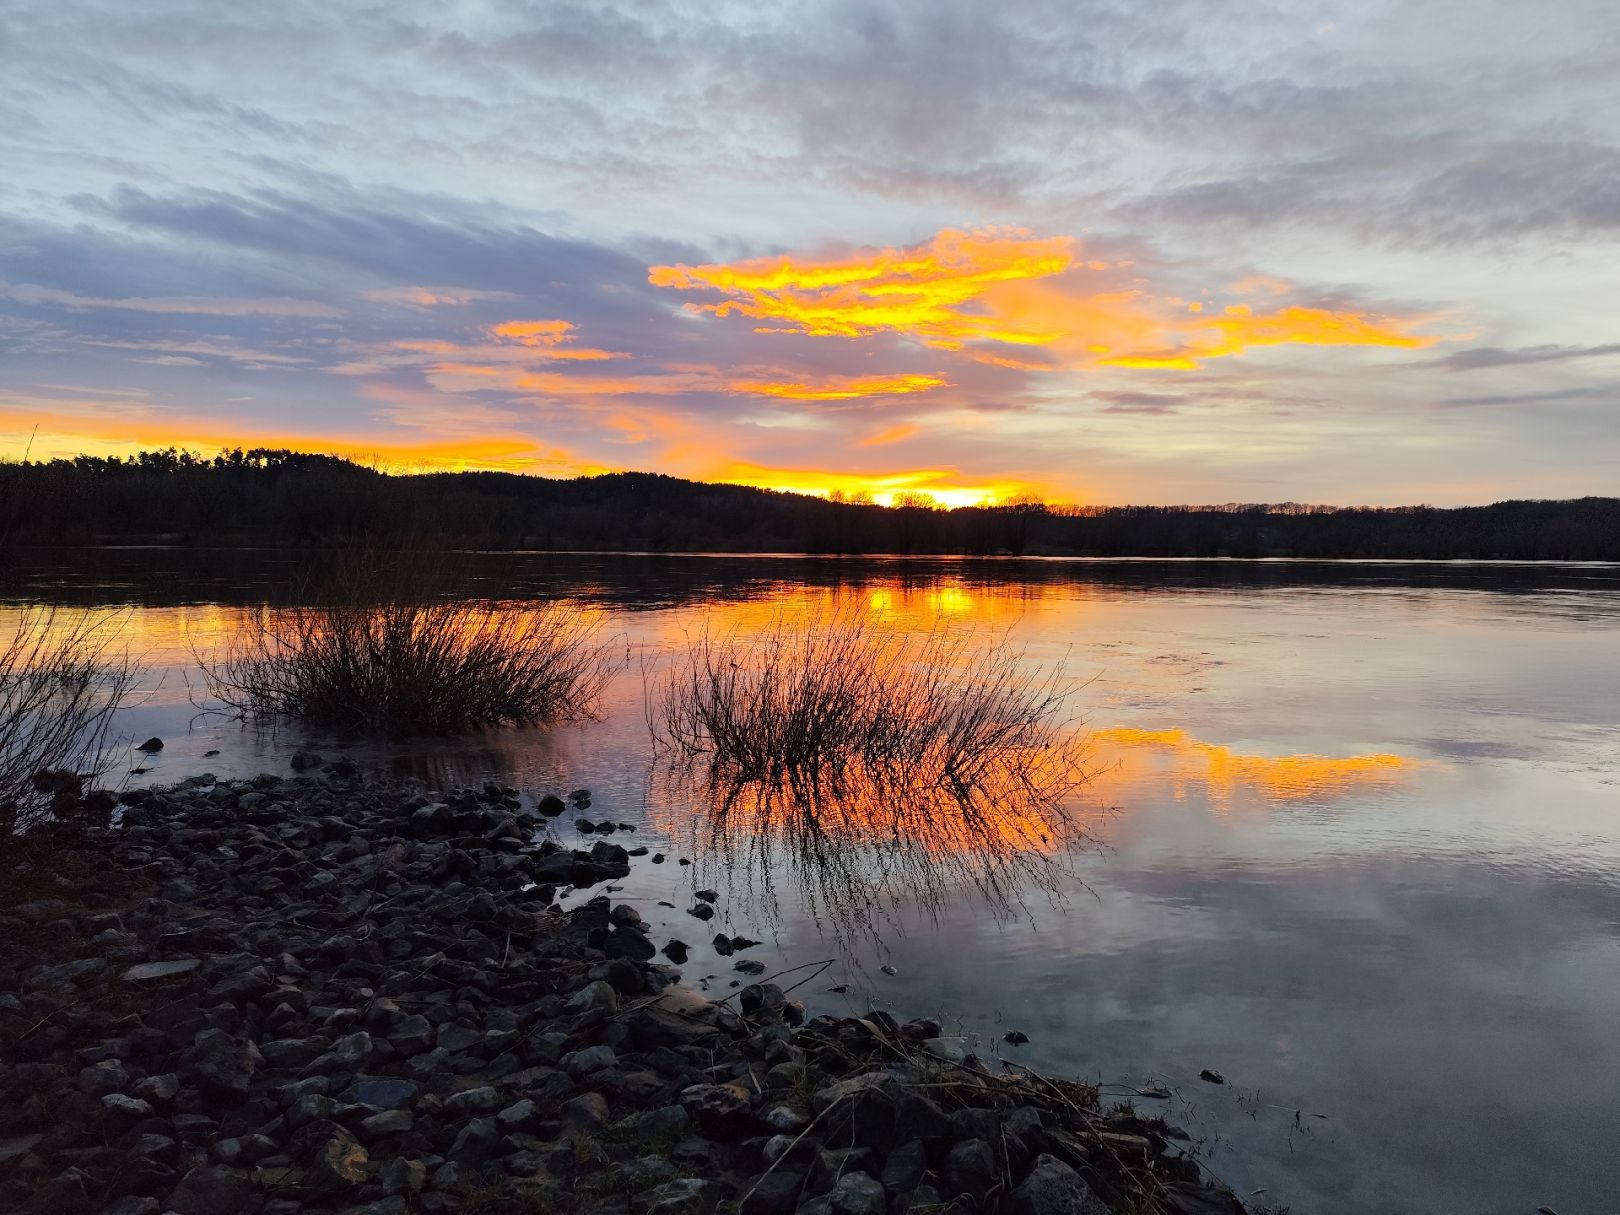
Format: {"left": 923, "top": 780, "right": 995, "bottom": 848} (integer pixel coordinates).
{"left": 200, "top": 548, "right": 612, "bottom": 734}
{"left": 0, "top": 608, "right": 135, "bottom": 841}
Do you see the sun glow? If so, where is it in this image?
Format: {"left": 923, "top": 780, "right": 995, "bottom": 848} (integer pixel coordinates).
{"left": 716, "top": 462, "right": 1041, "bottom": 508}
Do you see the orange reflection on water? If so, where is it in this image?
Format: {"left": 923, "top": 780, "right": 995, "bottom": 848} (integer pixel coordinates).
{"left": 1089, "top": 726, "right": 1415, "bottom": 812}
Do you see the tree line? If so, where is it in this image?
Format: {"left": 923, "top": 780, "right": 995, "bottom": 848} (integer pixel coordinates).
{"left": 2, "top": 448, "right": 1616, "bottom": 560}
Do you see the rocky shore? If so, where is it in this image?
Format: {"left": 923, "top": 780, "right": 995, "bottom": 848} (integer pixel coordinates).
{"left": 0, "top": 768, "right": 1252, "bottom": 1215}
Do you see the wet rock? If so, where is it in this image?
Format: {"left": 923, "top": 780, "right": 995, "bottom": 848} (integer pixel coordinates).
{"left": 1006, "top": 1154, "right": 1112, "bottom": 1215}
{"left": 559, "top": 1092, "right": 609, "bottom": 1132}
{"left": 166, "top": 1166, "right": 253, "bottom": 1215}
{"left": 662, "top": 939, "right": 689, "bottom": 963}
{"left": 290, "top": 751, "right": 323, "bottom": 770}
{"left": 183, "top": 1029, "right": 254, "bottom": 1103}
{"left": 121, "top": 958, "right": 200, "bottom": 983}
{"left": 136, "top": 737, "right": 164, "bottom": 752}
{"left": 826, "top": 1171, "right": 886, "bottom": 1215}
{"left": 537, "top": 794, "right": 566, "bottom": 816}
{"left": 694, "top": 889, "right": 719, "bottom": 903}
{"left": 945, "top": 1138, "right": 996, "bottom": 1199}
{"left": 686, "top": 904, "right": 715, "bottom": 922}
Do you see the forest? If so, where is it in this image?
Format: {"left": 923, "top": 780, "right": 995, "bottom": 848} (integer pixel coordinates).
{"left": 3, "top": 448, "right": 1616, "bottom": 560}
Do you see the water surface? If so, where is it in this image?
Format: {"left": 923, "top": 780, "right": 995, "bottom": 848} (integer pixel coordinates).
{"left": 6, "top": 550, "right": 1619, "bottom": 1215}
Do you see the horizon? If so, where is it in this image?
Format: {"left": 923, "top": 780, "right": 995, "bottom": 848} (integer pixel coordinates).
{"left": 3, "top": 3, "right": 1617, "bottom": 507}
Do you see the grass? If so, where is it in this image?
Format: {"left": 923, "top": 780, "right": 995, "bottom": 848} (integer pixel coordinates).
{"left": 199, "top": 547, "right": 613, "bottom": 735}
{"left": 650, "top": 607, "right": 1093, "bottom": 939}
{"left": 0, "top": 607, "right": 135, "bottom": 848}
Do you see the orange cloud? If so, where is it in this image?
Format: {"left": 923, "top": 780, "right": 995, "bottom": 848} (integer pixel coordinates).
{"left": 650, "top": 227, "right": 1077, "bottom": 347}
{"left": 490, "top": 318, "right": 576, "bottom": 346}
{"left": 731, "top": 372, "right": 948, "bottom": 401}
{"left": 651, "top": 226, "right": 1455, "bottom": 370}
{"left": 859, "top": 423, "right": 921, "bottom": 447}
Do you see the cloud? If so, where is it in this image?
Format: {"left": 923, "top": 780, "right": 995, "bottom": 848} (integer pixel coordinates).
{"left": 730, "top": 373, "right": 948, "bottom": 402}
{"left": 363, "top": 286, "right": 518, "bottom": 307}
{"left": 1, "top": 280, "right": 342, "bottom": 317}
{"left": 1428, "top": 343, "right": 1620, "bottom": 372}
{"left": 1092, "top": 391, "right": 1184, "bottom": 415}
{"left": 1437, "top": 385, "right": 1615, "bottom": 409}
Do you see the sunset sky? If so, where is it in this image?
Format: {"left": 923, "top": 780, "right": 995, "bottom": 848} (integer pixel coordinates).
{"left": 2, "top": 1, "right": 1616, "bottom": 505}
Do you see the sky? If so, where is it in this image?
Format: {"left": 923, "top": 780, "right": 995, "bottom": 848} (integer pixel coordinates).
{"left": 2, "top": 0, "right": 1617, "bottom": 506}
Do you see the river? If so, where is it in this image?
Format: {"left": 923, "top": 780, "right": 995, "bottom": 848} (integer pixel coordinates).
{"left": 6, "top": 549, "right": 1619, "bottom": 1214}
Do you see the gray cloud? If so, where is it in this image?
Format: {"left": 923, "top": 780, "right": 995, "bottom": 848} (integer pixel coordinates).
{"left": 1429, "top": 343, "right": 1620, "bottom": 372}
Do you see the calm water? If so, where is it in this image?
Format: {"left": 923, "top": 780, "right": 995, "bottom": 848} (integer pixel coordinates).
{"left": 7, "top": 550, "right": 1620, "bottom": 1215}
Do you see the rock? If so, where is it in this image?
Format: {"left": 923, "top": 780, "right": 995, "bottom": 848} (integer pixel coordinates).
{"left": 290, "top": 751, "right": 323, "bottom": 770}
{"left": 1005, "top": 1030, "right": 1030, "bottom": 1045}
{"left": 566, "top": 979, "right": 618, "bottom": 1015}
{"left": 1005, "top": 1154, "right": 1112, "bottom": 1215}
{"left": 102, "top": 1198, "right": 159, "bottom": 1215}
{"left": 712, "top": 933, "right": 735, "bottom": 956}
{"left": 78, "top": 1059, "right": 128, "bottom": 1097}
{"left": 559, "top": 1092, "right": 609, "bottom": 1132}
{"left": 344, "top": 1075, "right": 418, "bottom": 1110}
{"left": 662, "top": 939, "right": 689, "bottom": 963}
{"left": 310, "top": 1127, "right": 369, "bottom": 1188}
{"left": 260, "top": 1036, "right": 329, "bottom": 1069}
{"left": 945, "top": 1138, "right": 996, "bottom": 1198}
{"left": 442, "top": 1085, "right": 501, "bottom": 1116}
{"left": 378, "top": 1157, "right": 427, "bottom": 1195}
{"left": 741, "top": 1168, "right": 807, "bottom": 1214}
{"left": 448, "top": 1117, "right": 498, "bottom": 1162}
{"left": 826, "top": 1171, "right": 886, "bottom": 1215}
{"left": 183, "top": 1029, "right": 254, "bottom": 1103}
{"left": 537, "top": 794, "right": 566, "bottom": 816}
{"left": 734, "top": 959, "right": 766, "bottom": 975}
{"left": 19, "top": 1168, "right": 92, "bottom": 1215}
{"left": 694, "top": 889, "right": 719, "bottom": 903}
{"left": 496, "top": 1098, "right": 539, "bottom": 1131}
{"left": 133, "top": 1072, "right": 177, "bottom": 1104}
{"left": 101, "top": 1092, "right": 154, "bottom": 1119}
{"left": 638, "top": 1177, "right": 731, "bottom": 1214}
{"left": 686, "top": 904, "right": 715, "bottom": 921}
{"left": 604, "top": 925, "right": 657, "bottom": 961}
{"left": 388, "top": 1015, "right": 434, "bottom": 1056}
{"left": 166, "top": 1166, "right": 253, "bottom": 1215}
{"left": 360, "top": 1109, "right": 414, "bottom": 1137}
{"left": 121, "top": 958, "right": 200, "bottom": 982}
{"left": 679, "top": 1082, "right": 754, "bottom": 1138}
{"left": 565, "top": 1045, "right": 618, "bottom": 1078}
{"left": 327, "top": 1029, "right": 374, "bottom": 1067}
{"left": 881, "top": 1138, "right": 929, "bottom": 1191}
{"left": 136, "top": 737, "right": 164, "bottom": 752}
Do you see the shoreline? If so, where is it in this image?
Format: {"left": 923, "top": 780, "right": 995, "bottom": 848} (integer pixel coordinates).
{"left": 1, "top": 768, "right": 1254, "bottom": 1215}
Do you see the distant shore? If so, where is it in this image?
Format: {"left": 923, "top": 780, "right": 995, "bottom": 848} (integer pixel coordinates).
{"left": 0, "top": 766, "right": 1254, "bottom": 1214}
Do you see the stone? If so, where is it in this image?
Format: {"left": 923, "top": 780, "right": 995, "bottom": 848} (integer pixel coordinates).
{"left": 360, "top": 1109, "right": 414, "bottom": 1137}
{"left": 1005, "top": 1154, "right": 1112, "bottom": 1215}
{"left": 662, "top": 939, "right": 689, "bottom": 963}
{"left": 260, "top": 1036, "right": 329, "bottom": 1069}
{"left": 741, "top": 1168, "right": 806, "bottom": 1214}
{"left": 638, "top": 1177, "right": 730, "bottom": 1214}
{"left": 559, "top": 1091, "right": 609, "bottom": 1132}
{"left": 122, "top": 958, "right": 201, "bottom": 983}
{"left": 686, "top": 903, "right": 715, "bottom": 921}
{"left": 328, "top": 1029, "right": 374, "bottom": 1066}
{"left": 566, "top": 979, "right": 618, "bottom": 1015}
{"left": 604, "top": 926, "right": 657, "bottom": 961}
{"left": 19, "top": 1168, "right": 91, "bottom": 1215}
{"left": 826, "top": 1171, "right": 886, "bottom": 1215}
{"left": 136, "top": 737, "right": 164, "bottom": 752}
{"left": 78, "top": 1059, "right": 128, "bottom": 1097}
{"left": 496, "top": 1098, "right": 539, "bottom": 1131}
{"left": 881, "top": 1138, "right": 929, "bottom": 1191}
{"left": 679, "top": 1082, "right": 754, "bottom": 1138}
{"left": 565, "top": 1045, "right": 618, "bottom": 1078}
{"left": 441, "top": 1085, "right": 500, "bottom": 1116}
{"left": 133, "top": 1073, "right": 179, "bottom": 1103}
{"left": 311, "top": 1127, "right": 369, "bottom": 1187}
{"left": 389, "top": 1015, "right": 434, "bottom": 1056}
{"left": 379, "top": 1157, "right": 427, "bottom": 1195}
{"left": 945, "top": 1138, "right": 996, "bottom": 1199}
{"left": 344, "top": 1075, "right": 419, "bottom": 1110}
{"left": 183, "top": 1029, "right": 254, "bottom": 1103}
{"left": 101, "top": 1092, "right": 154, "bottom": 1119}
{"left": 448, "top": 1117, "right": 498, "bottom": 1161}
{"left": 103, "top": 1199, "right": 159, "bottom": 1215}
{"left": 166, "top": 1166, "right": 254, "bottom": 1215}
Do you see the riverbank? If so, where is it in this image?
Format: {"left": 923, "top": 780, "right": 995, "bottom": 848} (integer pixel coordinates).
{"left": 1, "top": 768, "right": 1253, "bottom": 1215}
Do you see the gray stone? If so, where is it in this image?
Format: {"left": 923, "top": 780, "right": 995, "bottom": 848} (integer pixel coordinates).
{"left": 132, "top": 1073, "right": 178, "bottom": 1103}
{"left": 1005, "top": 1154, "right": 1112, "bottom": 1215}
{"left": 361, "top": 1109, "right": 414, "bottom": 1137}
{"left": 880, "top": 1138, "right": 928, "bottom": 1191}
{"left": 78, "top": 1059, "right": 128, "bottom": 1097}
{"left": 945, "top": 1138, "right": 997, "bottom": 1199}
{"left": 435, "top": 1022, "right": 482, "bottom": 1054}
{"left": 826, "top": 1171, "right": 886, "bottom": 1215}
{"left": 559, "top": 1091, "right": 610, "bottom": 1132}
{"left": 565, "top": 1044, "right": 618, "bottom": 1077}
{"left": 344, "top": 1075, "right": 419, "bottom": 1110}
{"left": 379, "top": 1157, "right": 427, "bottom": 1195}
{"left": 101, "top": 1093, "right": 154, "bottom": 1119}
{"left": 565, "top": 979, "right": 618, "bottom": 1014}
{"left": 496, "top": 1098, "right": 539, "bottom": 1131}
{"left": 389, "top": 1014, "right": 433, "bottom": 1056}
{"left": 448, "top": 1117, "right": 498, "bottom": 1161}
{"left": 638, "top": 1177, "right": 730, "bottom": 1214}
{"left": 102, "top": 1198, "right": 159, "bottom": 1215}
{"left": 122, "top": 958, "right": 201, "bottom": 982}
{"left": 259, "top": 1036, "right": 329, "bottom": 1069}
{"left": 441, "top": 1085, "right": 500, "bottom": 1116}
{"left": 184, "top": 1029, "right": 254, "bottom": 1102}
{"left": 328, "top": 1029, "right": 374, "bottom": 1066}
{"left": 166, "top": 1166, "right": 254, "bottom": 1215}
{"left": 0, "top": 1134, "right": 42, "bottom": 1168}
